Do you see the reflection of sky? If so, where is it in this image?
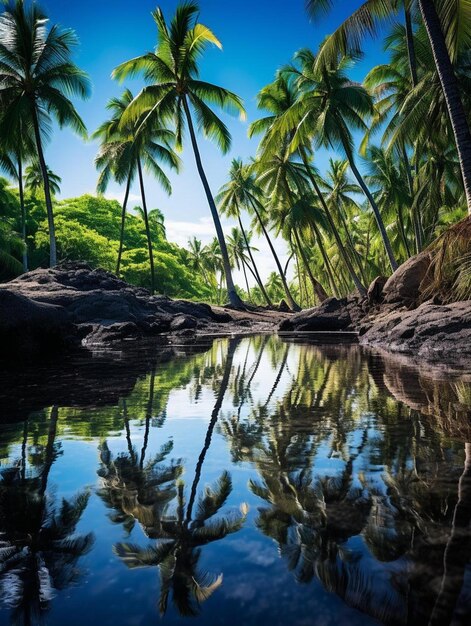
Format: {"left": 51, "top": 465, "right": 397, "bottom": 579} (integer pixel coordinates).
{"left": 0, "top": 337, "right": 470, "bottom": 625}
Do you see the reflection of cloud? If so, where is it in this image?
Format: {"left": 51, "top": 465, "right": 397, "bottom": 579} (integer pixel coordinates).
{"left": 229, "top": 538, "right": 277, "bottom": 567}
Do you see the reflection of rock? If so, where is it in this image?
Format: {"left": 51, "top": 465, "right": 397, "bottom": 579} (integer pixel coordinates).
{"left": 0, "top": 339, "right": 212, "bottom": 423}
{"left": 368, "top": 348, "right": 471, "bottom": 439}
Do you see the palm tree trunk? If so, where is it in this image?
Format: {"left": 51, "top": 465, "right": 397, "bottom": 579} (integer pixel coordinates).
{"left": 17, "top": 155, "right": 28, "bottom": 272}
{"left": 418, "top": 0, "right": 471, "bottom": 214}
{"left": 41, "top": 405, "right": 59, "bottom": 495}
{"left": 140, "top": 368, "right": 155, "bottom": 469}
{"left": 116, "top": 172, "right": 131, "bottom": 275}
{"left": 31, "top": 102, "right": 56, "bottom": 267}
{"left": 292, "top": 224, "right": 328, "bottom": 303}
{"left": 404, "top": 5, "right": 418, "bottom": 87}
{"left": 310, "top": 222, "right": 339, "bottom": 297}
{"left": 137, "top": 157, "right": 155, "bottom": 295}
{"left": 241, "top": 258, "right": 251, "bottom": 298}
{"left": 247, "top": 196, "right": 300, "bottom": 311}
{"left": 347, "top": 155, "right": 399, "bottom": 271}
{"left": 299, "top": 148, "right": 367, "bottom": 293}
{"left": 237, "top": 213, "right": 272, "bottom": 306}
{"left": 182, "top": 96, "right": 244, "bottom": 309}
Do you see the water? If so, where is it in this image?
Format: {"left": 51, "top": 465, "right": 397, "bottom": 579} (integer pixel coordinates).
{"left": 1, "top": 335, "right": 471, "bottom": 626}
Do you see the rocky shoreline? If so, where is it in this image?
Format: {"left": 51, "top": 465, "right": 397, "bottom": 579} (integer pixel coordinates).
{"left": 280, "top": 250, "right": 471, "bottom": 365}
{"left": 1, "top": 256, "right": 470, "bottom": 365}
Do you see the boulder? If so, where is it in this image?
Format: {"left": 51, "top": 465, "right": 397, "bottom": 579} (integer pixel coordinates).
{"left": 360, "top": 300, "right": 471, "bottom": 361}
{"left": 382, "top": 251, "right": 433, "bottom": 306}
{"left": 367, "top": 276, "right": 387, "bottom": 305}
{"left": 279, "top": 297, "right": 352, "bottom": 332}
{"left": 0, "top": 289, "right": 77, "bottom": 355}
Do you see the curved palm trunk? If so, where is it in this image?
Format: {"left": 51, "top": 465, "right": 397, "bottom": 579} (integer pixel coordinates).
{"left": 247, "top": 196, "right": 300, "bottom": 311}
{"left": 310, "top": 222, "right": 339, "bottom": 297}
{"left": 299, "top": 149, "right": 367, "bottom": 293}
{"left": 31, "top": 103, "right": 56, "bottom": 267}
{"left": 292, "top": 225, "right": 328, "bottom": 303}
{"left": 347, "top": 156, "right": 399, "bottom": 271}
{"left": 182, "top": 97, "right": 244, "bottom": 309}
{"left": 17, "top": 155, "right": 28, "bottom": 272}
{"left": 137, "top": 157, "right": 156, "bottom": 295}
{"left": 41, "top": 405, "right": 59, "bottom": 495}
{"left": 404, "top": 5, "right": 418, "bottom": 87}
{"left": 237, "top": 213, "right": 272, "bottom": 306}
{"left": 140, "top": 368, "right": 155, "bottom": 469}
{"left": 116, "top": 172, "right": 132, "bottom": 276}
{"left": 419, "top": 0, "right": 471, "bottom": 215}
{"left": 241, "top": 258, "right": 251, "bottom": 298}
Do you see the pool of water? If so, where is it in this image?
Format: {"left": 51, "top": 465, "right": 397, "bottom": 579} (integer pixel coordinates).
{"left": 1, "top": 335, "right": 471, "bottom": 626}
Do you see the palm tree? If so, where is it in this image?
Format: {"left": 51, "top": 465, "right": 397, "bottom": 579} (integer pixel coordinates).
{"left": 94, "top": 89, "right": 180, "bottom": 292}
{"left": 226, "top": 226, "right": 255, "bottom": 299}
{"left": 250, "top": 75, "right": 366, "bottom": 292}
{"left": 217, "top": 159, "right": 273, "bottom": 306}
{"left": 25, "top": 161, "right": 61, "bottom": 197}
{"left": 306, "top": 0, "right": 471, "bottom": 216}
{"left": 112, "top": 2, "right": 246, "bottom": 308}
{"left": 0, "top": 0, "right": 90, "bottom": 266}
{"left": 279, "top": 50, "right": 398, "bottom": 271}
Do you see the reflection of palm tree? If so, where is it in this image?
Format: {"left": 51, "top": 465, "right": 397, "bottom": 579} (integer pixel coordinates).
{"left": 115, "top": 472, "right": 247, "bottom": 616}
{"left": 114, "top": 337, "right": 247, "bottom": 616}
{"left": 0, "top": 407, "right": 93, "bottom": 624}
{"left": 98, "top": 439, "right": 182, "bottom": 538}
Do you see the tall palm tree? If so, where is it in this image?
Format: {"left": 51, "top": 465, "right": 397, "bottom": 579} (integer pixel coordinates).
{"left": 226, "top": 226, "right": 254, "bottom": 298}
{"left": 306, "top": 0, "right": 471, "bottom": 216}
{"left": 217, "top": 159, "right": 272, "bottom": 306}
{"left": 25, "top": 161, "right": 61, "bottom": 197}
{"left": 279, "top": 50, "right": 398, "bottom": 271}
{"left": 0, "top": 0, "right": 90, "bottom": 266}
{"left": 112, "top": 2, "right": 246, "bottom": 308}
{"left": 94, "top": 89, "right": 180, "bottom": 292}
{"left": 250, "top": 75, "right": 366, "bottom": 292}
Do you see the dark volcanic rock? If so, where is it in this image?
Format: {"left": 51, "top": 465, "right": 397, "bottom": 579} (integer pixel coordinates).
{"left": 382, "top": 251, "right": 433, "bottom": 306}
{"left": 279, "top": 297, "right": 352, "bottom": 332}
{"left": 0, "top": 263, "right": 234, "bottom": 347}
{"left": 367, "top": 276, "right": 387, "bottom": 305}
{"left": 0, "top": 289, "right": 77, "bottom": 355}
{"left": 360, "top": 300, "right": 471, "bottom": 361}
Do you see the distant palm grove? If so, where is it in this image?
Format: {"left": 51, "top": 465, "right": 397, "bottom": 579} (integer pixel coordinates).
{"left": 1, "top": 0, "right": 470, "bottom": 308}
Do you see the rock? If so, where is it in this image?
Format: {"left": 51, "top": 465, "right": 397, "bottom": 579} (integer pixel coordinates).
{"left": 0, "top": 263, "right": 237, "bottom": 346}
{"left": 170, "top": 314, "right": 197, "bottom": 331}
{"left": 279, "top": 297, "right": 352, "bottom": 332}
{"left": 382, "top": 251, "right": 433, "bottom": 306}
{"left": 0, "top": 289, "right": 77, "bottom": 355}
{"left": 360, "top": 300, "right": 471, "bottom": 361}
{"left": 278, "top": 299, "right": 290, "bottom": 313}
{"left": 367, "top": 276, "right": 387, "bottom": 305}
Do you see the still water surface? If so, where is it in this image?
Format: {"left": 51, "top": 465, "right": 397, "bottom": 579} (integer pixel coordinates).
{"left": 1, "top": 336, "right": 471, "bottom": 626}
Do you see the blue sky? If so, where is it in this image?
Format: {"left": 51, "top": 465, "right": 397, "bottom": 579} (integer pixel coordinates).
{"left": 35, "top": 0, "right": 389, "bottom": 279}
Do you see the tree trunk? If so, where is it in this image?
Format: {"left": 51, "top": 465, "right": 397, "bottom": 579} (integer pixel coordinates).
{"left": 292, "top": 224, "right": 328, "bottom": 303}
{"left": 310, "top": 221, "right": 339, "bottom": 297}
{"left": 347, "top": 156, "right": 399, "bottom": 271}
{"left": 299, "top": 148, "right": 367, "bottom": 293}
{"left": 247, "top": 196, "right": 300, "bottom": 311}
{"left": 182, "top": 96, "right": 244, "bottom": 309}
{"left": 237, "top": 213, "right": 272, "bottom": 306}
{"left": 241, "top": 257, "right": 251, "bottom": 298}
{"left": 418, "top": 0, "right": 471, "bottom": 214}
{"left": 404, "top": 5, "right": 418, "bottom": 87}
{"left": 137, "top": 157, "right": 156, "bottom": 295}
{"left": 31, "top": 102, "right": 56, "bottom": 267}
{"left": 116, "top": 172, "right": 131, "bottom": 276}
{"left": 17, "top": 155, "right": 28, "bottom": 272}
